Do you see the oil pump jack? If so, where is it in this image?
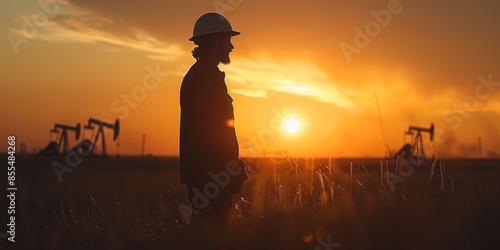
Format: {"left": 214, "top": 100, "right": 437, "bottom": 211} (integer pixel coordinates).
{"left": 83, "top": 118, "right": 119, "bottom": 157}
{"left": 38, "top": 123, "right": 81, "bottom": 156}
{"left": 394, "top": 123, "right": 434, "bottom": 160}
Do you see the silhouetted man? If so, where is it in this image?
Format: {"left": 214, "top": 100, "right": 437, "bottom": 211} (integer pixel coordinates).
{"left": 180, "top": 13, "right": 247, "bottom": 231}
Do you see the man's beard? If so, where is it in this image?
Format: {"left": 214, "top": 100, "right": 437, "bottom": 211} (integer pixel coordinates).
{"left": 218, "top": 44, "right": 231, "bottom": 65}
{"left": 219, "top": 52, "right": 231, "bottom": 65}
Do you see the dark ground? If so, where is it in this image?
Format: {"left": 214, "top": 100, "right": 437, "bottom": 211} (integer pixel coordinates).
{"left": 1, "top": 154, "right": 499, "bottom": 249}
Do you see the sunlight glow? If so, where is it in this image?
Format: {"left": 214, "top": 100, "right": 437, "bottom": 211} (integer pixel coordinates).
{"left": 224, "top": 57, "right": 360, "bottom": 109}
{"left": 280, "top": 113, "right": 305, "bottom": 136}
{"left": 285, "top": 118, "right": 299, "bottom": 133}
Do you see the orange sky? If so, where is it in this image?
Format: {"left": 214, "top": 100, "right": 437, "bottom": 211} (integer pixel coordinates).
{"left": 1, "top": 0, "right": 499, "bottom": 158}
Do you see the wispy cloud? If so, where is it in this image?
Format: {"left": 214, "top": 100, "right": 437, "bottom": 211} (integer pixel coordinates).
{"left": 224, "top": 56, "right": 360, "bottom": 109}
{"left": 230, "top": 89, "right": 268, "bottom": 99}
{"left": 8, "top": 14, "right": 183, "bottom": 61}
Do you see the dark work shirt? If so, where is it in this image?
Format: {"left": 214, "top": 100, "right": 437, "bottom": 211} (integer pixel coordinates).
{"left": 179, "top": 59, "right": 239, "bottom": 184}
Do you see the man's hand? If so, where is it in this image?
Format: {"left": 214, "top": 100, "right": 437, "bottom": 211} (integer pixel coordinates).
{"left": 228, "top": 159, "right": 248, "bottom": 195}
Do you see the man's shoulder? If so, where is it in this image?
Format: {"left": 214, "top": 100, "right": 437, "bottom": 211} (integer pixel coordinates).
{"left": 183, "top": 60, "right": 223, "bottom": 81}
{"left": 183, "top": 62, "right": 198, "bottom": 81}
{"left": 180, "top": 62, "right": 210, "bottom": 99}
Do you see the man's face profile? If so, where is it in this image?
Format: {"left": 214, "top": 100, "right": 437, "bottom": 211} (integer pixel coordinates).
{"left": 218, "top": 34, "right": 233, "bottom": 65}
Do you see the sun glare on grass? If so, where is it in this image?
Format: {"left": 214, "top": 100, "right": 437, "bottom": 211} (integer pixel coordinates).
{"left": 280, "top": 114, "right": 305, "bottom": 136}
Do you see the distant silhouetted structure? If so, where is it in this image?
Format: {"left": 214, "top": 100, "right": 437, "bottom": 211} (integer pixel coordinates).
{"left": 38, "top": 122, "right": 81, "bottom": 156}
{"left": 394, "top": 123, "right": 434, "bottom": 160}
{"left": 478, "top": 137, "right": 482, "bottom": 158}
{"left": 83, "top": 118, "right": 119, "bottom": 157}
{"left": 38, "top": 118, "right": 120, "bottom": 157}
{"left": 180, "top": 13, "right": 247, "bottom": 233}
{"left": 141, "top": 134, "right": 146, "bottom": 157}
{"left": 19, "top": 143, "right": 27, "bottom": 155}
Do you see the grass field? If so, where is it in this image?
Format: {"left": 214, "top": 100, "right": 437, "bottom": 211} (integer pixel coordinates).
{"left": 2, "top": 154, "right": 500, "bottom": 249}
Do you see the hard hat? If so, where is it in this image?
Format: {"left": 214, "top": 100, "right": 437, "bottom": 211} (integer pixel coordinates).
{"left": 189, "top": 13, "right": 241, "bottom": 41}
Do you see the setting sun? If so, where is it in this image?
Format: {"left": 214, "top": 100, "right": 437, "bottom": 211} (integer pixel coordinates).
{"left": 280, "top": 113, "right": 305, "bottom": 136}
{"left": 285, "top": 118, "right": 299, "bottom": 133}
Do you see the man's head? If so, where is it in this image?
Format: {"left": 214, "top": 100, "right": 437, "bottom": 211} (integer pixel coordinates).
{"left": 189, "top": 13, "right": 240, "bottom": 65}
{"left": 191, "top": 33, "right": 234, "bottom": 64}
